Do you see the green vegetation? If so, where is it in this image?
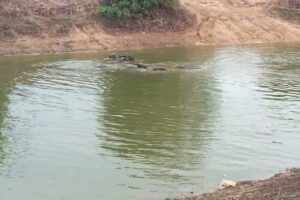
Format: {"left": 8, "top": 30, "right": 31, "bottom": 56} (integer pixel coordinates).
{"left": 98, "top": 0, "right": 178, "bottom": 19}
{"left": 290, "top": 168, "right": 300, "bottom": 173}
{"left": 276, "top": 7, "right": 300, "bottom": 23}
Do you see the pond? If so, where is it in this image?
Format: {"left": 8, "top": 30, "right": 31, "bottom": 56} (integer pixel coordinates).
{"left": 0, "top": 44, "right": 300, "bottom": 200}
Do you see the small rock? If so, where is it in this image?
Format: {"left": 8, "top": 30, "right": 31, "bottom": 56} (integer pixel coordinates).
{"left": 219, "top": 180, "right": 236, "bottom": 190}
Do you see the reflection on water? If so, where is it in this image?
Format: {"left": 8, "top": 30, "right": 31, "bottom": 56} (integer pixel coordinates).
{"left": 0, "top": 68, "right": 7, "bottom": 167}
{"left": 0, "top": 58, "right": 40, "bottom": 169}
{"left": 98, "top": 71, "right": 219, "bottom": 181}
{"left": 0, "top": 86, "right": 7, "bottom": 167}
{"left": 260, "top": 71, "right": 300, "bottom": 102}
{"left": 258, "top": 47, "right": 300, "bottom": 102}
{"left": 0, "top": 44, "right": 299, "bottom": 200}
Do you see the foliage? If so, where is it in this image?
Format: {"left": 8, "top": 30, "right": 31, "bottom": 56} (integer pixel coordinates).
{"left": 98, "top": 0, "right": 178, "bottom": 19}
{"left": 275, "top": 7, "right": 300, "bottom": 23}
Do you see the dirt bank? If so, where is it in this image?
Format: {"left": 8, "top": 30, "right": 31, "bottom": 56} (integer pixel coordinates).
{"left": 0, "top": 0, "right": 300, "bottom": 55}
{"left": 170, "top": 169, "right": 300, "bottom": 200}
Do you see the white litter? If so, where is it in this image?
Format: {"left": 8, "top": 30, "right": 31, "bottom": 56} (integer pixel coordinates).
{"left": 219, "top": 180, "right": 237, "bottom": 190}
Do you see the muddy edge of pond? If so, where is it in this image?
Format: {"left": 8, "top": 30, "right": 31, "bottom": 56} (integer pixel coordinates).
{"left": 168, "top": 169, "right": 300, "bottom": 200}
{"left": 1, "top": 0, "right": 300, "bottom": 55}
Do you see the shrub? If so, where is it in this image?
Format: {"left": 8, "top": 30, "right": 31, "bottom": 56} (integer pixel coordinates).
{"left": 98, "top": 0, "right": 178, "bottom": 19}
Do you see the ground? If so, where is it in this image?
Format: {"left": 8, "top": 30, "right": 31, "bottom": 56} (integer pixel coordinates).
{"left": 0, "top": 0, "right": 300, "bottom": 55}
{"left": 170, "top": 170, "right": 300, "bottom": 200}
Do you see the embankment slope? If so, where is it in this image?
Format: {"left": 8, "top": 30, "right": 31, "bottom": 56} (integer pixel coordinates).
{"left": 0, "top": 0, "right": 300, "bottom": 55}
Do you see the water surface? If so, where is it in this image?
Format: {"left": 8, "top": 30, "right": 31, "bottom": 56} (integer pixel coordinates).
{"left": 0, "top": 44, "right": 300, "bottom": 200}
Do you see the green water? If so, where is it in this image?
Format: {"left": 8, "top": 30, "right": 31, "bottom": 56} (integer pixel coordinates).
{"left": 0, "top": 45, "right": 300, "bottom": 200}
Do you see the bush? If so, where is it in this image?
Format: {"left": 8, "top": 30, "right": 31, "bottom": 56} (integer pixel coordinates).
{"left": 98, "top": 0, "right": 178, "bottom": 19}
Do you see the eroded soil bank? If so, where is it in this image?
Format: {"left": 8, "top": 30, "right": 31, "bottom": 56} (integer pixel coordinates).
{"left": 0, "top": 0, "right": 300, "bottom": 55}
{"left": 170, "top": 170, "right": 300, "bottom": 200}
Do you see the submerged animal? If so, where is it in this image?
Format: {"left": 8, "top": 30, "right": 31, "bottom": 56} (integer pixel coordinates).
{"left": 119, "top": 55, "right": 135, "bottom": 62}
{"left": 109, "top": 54, "right": 135, "bottom": 62}
{"left": 135, "top": 63, "right": 148, "bottom": 69}
{"left": 153, "top": 67, "right": 167, "bottom": 72}
{"left": 176, "top": 65, "right": 200, "bottom": 70}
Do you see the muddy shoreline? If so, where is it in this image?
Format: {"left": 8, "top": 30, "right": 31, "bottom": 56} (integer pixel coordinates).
{"left": 169, "top": 169, "right": 300, "bottom": 200}
{"left": 1, "top": 41, "right": 300, "bottom": 57}
{"left": 1, "top": 0, "right": 300, "bottom": 56}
